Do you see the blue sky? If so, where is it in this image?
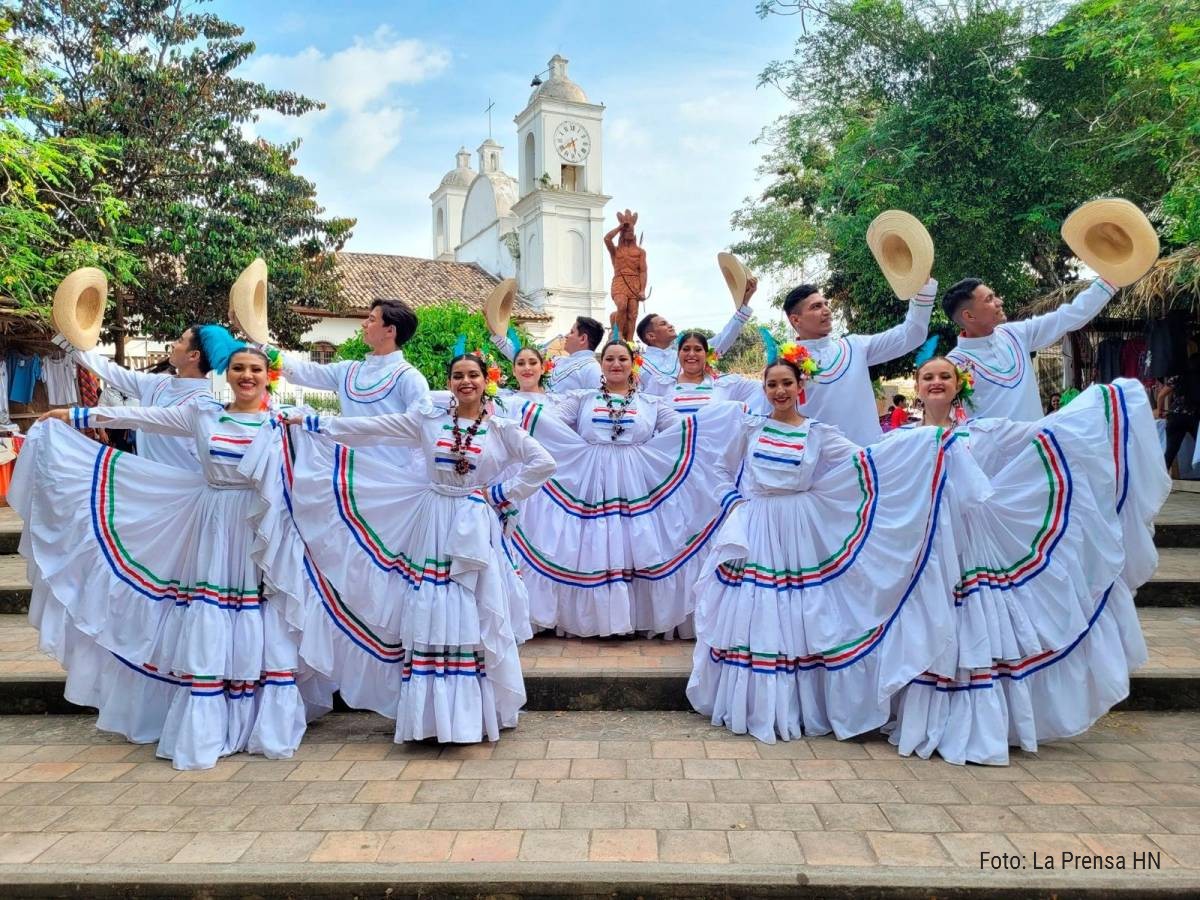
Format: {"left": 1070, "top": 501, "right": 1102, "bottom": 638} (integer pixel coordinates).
{"left": 212, "top": 1, "right": 800, "bottom": 331}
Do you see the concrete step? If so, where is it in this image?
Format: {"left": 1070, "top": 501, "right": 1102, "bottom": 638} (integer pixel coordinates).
{"left": 2, "top": 610, "right": 1199, "bottom": 716}
{"left": 0, "top": 493, "right": 1196, "bottom": 613}
{"left": 0, "top": 547, "right": 1196, "bottom": 616}
{"left": 1, "top": 709, "right": 1199, "bottom": 895}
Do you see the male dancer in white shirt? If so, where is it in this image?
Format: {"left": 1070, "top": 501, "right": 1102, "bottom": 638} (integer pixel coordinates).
{"left": 491, "top": 315, "right": 604, "bottom": 393}
{"left": 784, "top": 279, "right": 937, "bottom": 445}
{"left": 634, "top": 278, "right": 758, "bottom": 397}
{"left": 944, "top": 276, "right": 1116, "bottom": 421}
{"left": 53, "top": 327, "right": 213, "bottom": 469}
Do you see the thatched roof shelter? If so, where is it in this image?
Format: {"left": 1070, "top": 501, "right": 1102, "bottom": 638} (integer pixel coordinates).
{"left": 1024, "top": 246, "right": 1200, "bottom": 320}
{"left": 0, "top": 298, "right": 54, "bottom": 346}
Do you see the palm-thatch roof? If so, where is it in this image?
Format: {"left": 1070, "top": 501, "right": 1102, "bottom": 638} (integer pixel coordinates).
{"left": 0, "top": 297, "right": 54, "bottom": 343}
{"left": 1024, "top": 246, "right": 1200, "bottom": 320}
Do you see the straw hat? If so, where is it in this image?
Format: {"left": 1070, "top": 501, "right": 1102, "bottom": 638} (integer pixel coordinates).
{"left": 1061, "top": 199, "right": 1159, "bottom": 287}
{"left": 716, "top": 253, "right": 753, "bottom": 308}
{"left": 484, "top": 278, "right": 518, "bottom": 336}
{"left": 52, "top": 267, "right": 108, "bottom": 351}
{"left": 866, "top": 210, "right": 935, "bottom": 300}
{"left": 228, "top": 258, "right": 269, "bottom": 344}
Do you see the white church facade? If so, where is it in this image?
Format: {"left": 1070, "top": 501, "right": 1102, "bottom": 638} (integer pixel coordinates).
{"left": 296, "top": 53, "right": 611, "bottom": 352}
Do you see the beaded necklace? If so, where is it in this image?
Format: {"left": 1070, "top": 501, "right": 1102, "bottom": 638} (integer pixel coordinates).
{"left": 450, "top": 405, "right": 487, "bottom": 475}
{"left": 600, "top": 379, "right": 636, "bottom": 441}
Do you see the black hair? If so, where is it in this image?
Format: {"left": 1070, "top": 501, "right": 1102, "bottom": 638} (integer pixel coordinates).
{"left": 599, "top": 338, "right": 635, "bottom": 362}
{"left": 229, "top": 345, "right": 270, "bottom": 367}
{"left": 575, "top": 316, "right": 604, "bottom": 351}
{"left": 942, "top": 278, "right": 983, "bottom": 324}
{"left": 782, "top": 284, "right": 821, "bottom": 318}
{"left": 370, "top": 298, "right": 418, "bottom": 347}
{"left": 183, "top": 324, "right": 213, "bottom": 374}
{"left": 446, "top": 353, "right": 486, "bottom": 380}
{"left": 635, "top": 312, "right": 658, "bottom": 344}
{"left": 763, "top": 358, "right": 809, "bottom": 384}
{"left": 676, "top": 330, "right": 710, "bottom": 353}
{"left": 893, "top": 394, "right": 906, "bottom": 405}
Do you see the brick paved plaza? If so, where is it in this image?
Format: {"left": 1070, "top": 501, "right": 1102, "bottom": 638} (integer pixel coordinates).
{"left": 1, "top": 495, "right": 1199, "bottom": 896}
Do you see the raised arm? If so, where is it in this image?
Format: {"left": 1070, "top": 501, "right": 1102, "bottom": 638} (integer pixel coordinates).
{"left": 1006, "top": 278, "right": 1116, "bottom": 352}
{"left": 710, "top": 304, "right": 754, "bottom": 356}
{"left": 53, "top": 335, "right": 165, "bottom": 400}
{"left": 299, "top": 409, "right": 425, "bottom": 448}
{"left": 862, "top": 278, "right": 937, "bottom": 366}
{"left": 489, "top": 331, "right": 517, "bottom": 362}
{"left": 277, "top": 351, "right": 343, "bottom": 392}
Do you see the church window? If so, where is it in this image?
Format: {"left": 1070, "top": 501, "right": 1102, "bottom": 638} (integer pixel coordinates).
{"left": 523, "top": 133, "right": 536, "bottom": 195}
{"left": 435, "top": 208, "right": 446, "bottom": 256}
{"left": 561, "top": 164, "right": 581, "bottom": 192}
{"left": 309, "top": 342, "right": 336, "bottom": 365}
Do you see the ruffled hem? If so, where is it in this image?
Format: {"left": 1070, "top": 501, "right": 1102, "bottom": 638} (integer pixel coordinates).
{"left": 511, "top": 404, "right": 737, "bottom": 637}
{"left": 888, "top": 580, "right": 1145, "bottom": 765}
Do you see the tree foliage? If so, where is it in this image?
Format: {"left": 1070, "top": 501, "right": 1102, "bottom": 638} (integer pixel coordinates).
{"left": 735, "top": 0, "right": 1198, "bottom": 373}
{"left": 0, "top": 21, "right": 134, "bottom": 309}
{"left": 9, "top": 0, "right": 354, "bottom": 348}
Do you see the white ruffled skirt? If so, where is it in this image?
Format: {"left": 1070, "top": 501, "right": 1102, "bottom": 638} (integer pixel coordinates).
{"left": 687, "top": 426, "right": 959, "bottom": 744}
{"left": 887, "top": 379, "right": 1171, "bottom": 764}
{"left": 12, "top": 421, "right": 307, "bottom": 770}
{"left": 273, "top": 426, "right": 525, "bottom": 743}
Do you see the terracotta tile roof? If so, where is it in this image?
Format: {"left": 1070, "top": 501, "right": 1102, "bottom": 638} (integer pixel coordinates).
{"left": 317, "top": 251, "right": 551, "bottom": 321}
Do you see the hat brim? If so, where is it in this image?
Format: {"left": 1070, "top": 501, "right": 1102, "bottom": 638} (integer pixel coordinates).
{"left": 867, "top": 211, "right": 934, "bottom": 300}
{"left": 716, "top": 252, "right": 750, "bottom": 308}
{"left": 1061, "top": 199, "right": 1159, "bottom": 288}
{"left": 484, "top": 279, "right": 517, "bottom": 336}
{"left": 52, "top": 267, "right": 108, "bottom": 351}
{"left": 228, "top": 258, "right": 270, "bottom": 344}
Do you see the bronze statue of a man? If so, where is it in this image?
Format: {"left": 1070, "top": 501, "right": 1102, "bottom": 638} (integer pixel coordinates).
{"left": 605, "top": 209, "right": 647, "bottom": 342}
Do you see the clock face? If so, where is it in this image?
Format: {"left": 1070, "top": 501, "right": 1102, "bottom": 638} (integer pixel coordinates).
{"left": 554, "top": 120, "right": 591, "bottom": 163}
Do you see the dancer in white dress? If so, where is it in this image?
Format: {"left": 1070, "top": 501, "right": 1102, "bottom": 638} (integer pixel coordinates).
{"left": 511, "top": 340, "right": 743, "bottom": 638}
{"left": 491, "top": 316, "right": 603, "bottom": 394}
{"left": 660, "top": 331, "right": 763, "bottom": 414}
{"left": 783, "top": 279, "right": 937, "bottom": 444}
{"left": 686, "top": 352, "right": 959, "bottom": 744}
{"left": 52, "top": 326, "right": 213, "bottom": 469}
{"left": 15, "top": 332, "right": 308, "bottom": 769}
{"left": 635, "top": 277, "right": 757, "bottom": 398}
{"left": 886, "top": 358, "right": 1170, "bottom": 764}
{"left": 279, "top": 353, "right": 555, "bottom": 743}
{"left": 270, "top": 298, "right": 430, "bottom": 443}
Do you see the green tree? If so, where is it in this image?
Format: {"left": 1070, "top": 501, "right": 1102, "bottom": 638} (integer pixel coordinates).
{"left": 1026, "top": 0, "right": 1200, "bottom": 247}
{"left": 336, "top": 302, "right": 532, "bottom": 392}
{"left": 10, "top": 0, "right": 354, "bottom": 357}
{"left": 0, "top": 21, "right": 134, "bottom": 309}
{"left": 734, "top": 1, "right": 1087, "bottom": 373}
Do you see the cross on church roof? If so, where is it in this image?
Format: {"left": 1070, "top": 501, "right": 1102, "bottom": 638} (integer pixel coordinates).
{"left": 484, "top": 98, "right": 496, "bottom": 139}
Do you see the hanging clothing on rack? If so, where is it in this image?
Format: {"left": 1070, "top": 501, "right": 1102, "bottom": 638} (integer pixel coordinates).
{"left": 41, "top": 354, "right": 80, "bottom": 405}
{"left": 7, "top": 353, "right": 41, "bottom": 404}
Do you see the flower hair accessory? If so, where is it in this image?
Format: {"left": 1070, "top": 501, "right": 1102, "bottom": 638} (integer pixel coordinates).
{"left": 778, "top": 342, "right": 819, "bottom": 379}
{"left": 955, "top": 365, "right": 976, "bottom": 412}
{"left": 261, "top": 345, "right": 284, "bottom": 410}
{"left": 705, "top": 348, "right": 720, "bottom": 375}
{"left": 472, "top": 347, "right": 506, "bottom": 398}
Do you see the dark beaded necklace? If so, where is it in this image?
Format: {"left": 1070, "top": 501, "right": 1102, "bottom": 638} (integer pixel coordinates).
{"left": 450, "top": 405, "right": 487, "bottom": 475}
{"left": 600, "top": 380, "right": 636, "bottom": 441}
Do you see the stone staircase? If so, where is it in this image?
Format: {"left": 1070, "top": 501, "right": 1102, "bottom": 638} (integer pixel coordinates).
{"left": 1, "top": 498, "right": 1199, "bottom": 896}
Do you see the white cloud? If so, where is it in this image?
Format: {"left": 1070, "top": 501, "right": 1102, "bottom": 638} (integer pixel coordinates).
{"left": 243, "top": 27, "right": 449, "bottom": 176}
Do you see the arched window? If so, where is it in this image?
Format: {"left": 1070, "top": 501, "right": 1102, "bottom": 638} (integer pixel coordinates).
{"left": 435, "top": 208, "right": 446, "bottom": 256}
{"left": 523, "top": 133, "right": 536, "bottom": 195}
{"left": 310, "top": 341, "right": 336, "bottom": 365}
